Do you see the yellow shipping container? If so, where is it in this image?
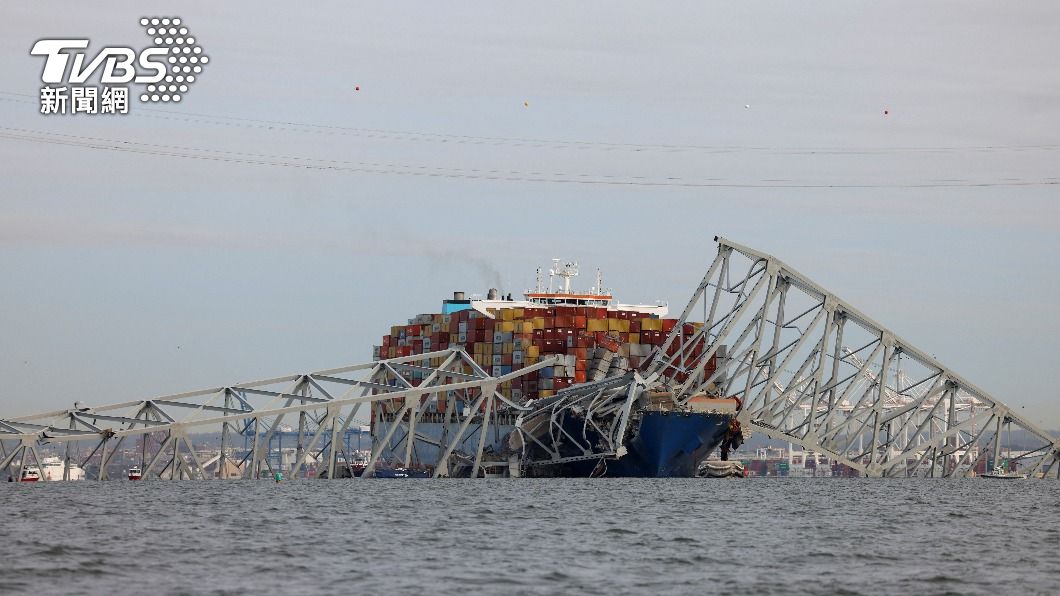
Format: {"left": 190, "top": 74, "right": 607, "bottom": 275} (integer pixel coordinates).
{"left": 629, "top": 333, "right": 640, "bottom": 344}
{"left": 587, "top": 319, "right": 608, "bottom": 332}
{"left": 527, "top": 345, "right": 540, "bottom": 359}
{"left": 501, "top": 309, "right": 514, "bottom": 321}
{"left": 513, "top": 308, "right": 524, "bottom": 318}
{"left": 520, "top": 321, "right": 534, "bottom": 334}
{"left": 641, "top": 318, "right": 661, "bottom": 331}
{"left": 391, "top": 325, "right": 403, "bottom": 337}
{"left": 499, "top": 321, "right": 515, "bottom": 333}
{"left": 539, "top": 389, "right": 555, "bottom": 398}
{"left": 503, "top": 342, "right": 514, "bottom": 354}
{"left": 607, "top": 318, "right": 622, "bottom": 331}
{"left": 532, "top": 317, "right": 546, "bottom": 330}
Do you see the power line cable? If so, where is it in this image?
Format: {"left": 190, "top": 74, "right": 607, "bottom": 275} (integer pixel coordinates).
{"left": 2, "top": 126, "right": 1057, "bottom": 189}
{"left": 3, "top": 90, "right": 1059, "bottom": 156}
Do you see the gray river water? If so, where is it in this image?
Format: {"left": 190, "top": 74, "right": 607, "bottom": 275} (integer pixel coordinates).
{"left": 1, "top": 478, "right": 1057, "bottom": 595}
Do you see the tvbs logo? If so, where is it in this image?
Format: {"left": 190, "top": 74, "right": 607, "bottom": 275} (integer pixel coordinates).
{"left": 30, "top": 17, "right": 208, "bottom": 115}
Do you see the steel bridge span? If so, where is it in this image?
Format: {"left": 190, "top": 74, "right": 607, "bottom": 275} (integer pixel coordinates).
{"left": 2, "top": 237, "right": 1057, "bottom": 480}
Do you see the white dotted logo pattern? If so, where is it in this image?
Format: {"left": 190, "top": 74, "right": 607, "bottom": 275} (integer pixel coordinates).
{"left": 138, "top": 17, "right": 208, "bottom": 103}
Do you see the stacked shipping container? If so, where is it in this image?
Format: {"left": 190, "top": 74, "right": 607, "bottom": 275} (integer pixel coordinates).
{"left": 375, "top": 305, "right": 715, "bottom": 410}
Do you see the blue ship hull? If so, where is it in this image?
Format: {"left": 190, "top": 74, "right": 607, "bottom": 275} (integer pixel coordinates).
{"left": 551, "top": 410, "right": 734, "bottom": 478}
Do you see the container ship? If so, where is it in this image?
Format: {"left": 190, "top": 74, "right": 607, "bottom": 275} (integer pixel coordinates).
{"left": 371, "top": 260, "right": 741, "bottom": 478}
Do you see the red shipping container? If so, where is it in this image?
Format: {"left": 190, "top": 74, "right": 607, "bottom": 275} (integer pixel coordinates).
{"left": 554, "top": 315, "right": 572, "bottom": 328}
{"left": 683, "top": 323, "right": 695, "bottom": 336}
{"left": 616, "top": 310, "right": 629, "bottom": 320}
{"left": 662, "top": 319, "right": 677, "bottom": 333}
{"left": 591, "top": 307, "right": 607, "bottom": 318}
{"left": 407, "top": 325, "right": 421, "bottom": 336}
{"left": 502, "top": 353, "right": 513, "bottom": 365}
{"left": 543, "top": 308, "right": 556, "bottom": 317}
{"left": 544, "top": 317, "right": 555, "bottom": 328}
{"left": 575, "top": 370, "right": 587, "bottom": 384}
{"left": 573, "top": 315, "right": 587, "bottom": 329}
{"left": 629, "top": 320, "right": 641, "bottom": 333}
{"left": 575, "top": 347, "right": 588, "bottom": 360}
{"left": 533, "top": 329, "right": 544, "bottom": 340}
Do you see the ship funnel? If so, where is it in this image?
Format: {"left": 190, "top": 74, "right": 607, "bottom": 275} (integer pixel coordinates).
{"left": 453, "top": 291, "right": 465, "bottom": 301}
{"left": 487, "top": 288, "right": 499, "bottom": 300}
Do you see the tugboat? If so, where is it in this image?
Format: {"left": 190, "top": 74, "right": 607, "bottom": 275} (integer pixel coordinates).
{"left": 18, "top": 465, "right": 41, "bottom": 482}
{"left": 127, "top": 466, "right": 143, "bottom": 481}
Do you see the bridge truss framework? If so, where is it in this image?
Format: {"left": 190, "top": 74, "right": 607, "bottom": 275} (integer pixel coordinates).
{"left": 0, "top": 348, "right": 554, "bottom": 481}
{"left": 2, "top": 237, "right": 1057, "bottom": 480}
{"left": 644, "top": 237, "right": 1060, "bottom": 478}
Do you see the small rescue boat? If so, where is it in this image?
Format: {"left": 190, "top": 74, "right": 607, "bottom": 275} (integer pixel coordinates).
{"left": 980, "top": 465, "right": 1026, "bottom": 480}
{"left": 127, "top": 466, "right": 143, "bottom": 481}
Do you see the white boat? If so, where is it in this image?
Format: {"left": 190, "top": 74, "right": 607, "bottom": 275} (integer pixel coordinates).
{"left": 39, "top": 456, "right": 86, "bottom": 481}
{"left": 17, "top": 465, "right": 41, "bottom": 482}
{"left": 980, "top": 465, "right": 1026, "bottom": 479}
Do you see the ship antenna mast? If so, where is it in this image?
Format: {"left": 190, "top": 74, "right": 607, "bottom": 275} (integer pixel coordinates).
{"left": 548, "top": 258, "right": 559, "bottom": 293}
{"left": 596, "top": 268, "right": 603, "bottom": 295}
{"left": 535, "top": 267, "right": 543, "bottom": 293}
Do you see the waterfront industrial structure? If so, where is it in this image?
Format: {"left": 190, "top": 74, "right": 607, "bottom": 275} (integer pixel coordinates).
{"left": 2, "top": 238, "right": 1057, "bottom": 480}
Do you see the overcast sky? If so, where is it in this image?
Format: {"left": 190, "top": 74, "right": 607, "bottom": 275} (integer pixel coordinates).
{"left": 1, "top": 2, "right": 1059, "bottom": 428}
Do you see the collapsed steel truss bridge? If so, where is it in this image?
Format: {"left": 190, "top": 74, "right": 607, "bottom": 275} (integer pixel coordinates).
{"left": 644, "top": 237, "right": 1059, "bottom": 478}
{"left": 2, "top": 237, "right": 1057, "bottom": 480}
